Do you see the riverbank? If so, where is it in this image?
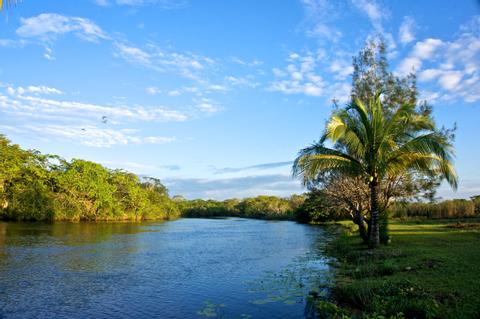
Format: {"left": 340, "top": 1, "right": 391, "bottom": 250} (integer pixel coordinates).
{"left": 320, "top": 218, "right": 480, "bottom": 318}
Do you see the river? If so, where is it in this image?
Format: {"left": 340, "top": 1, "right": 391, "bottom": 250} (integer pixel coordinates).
{"left": 0, "top": 218, "right": 334, "bottom": 318}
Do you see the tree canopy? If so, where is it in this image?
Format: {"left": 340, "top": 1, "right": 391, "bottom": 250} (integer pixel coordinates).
{"left": 0, "top": 135, "right": 179, "bottom": 221}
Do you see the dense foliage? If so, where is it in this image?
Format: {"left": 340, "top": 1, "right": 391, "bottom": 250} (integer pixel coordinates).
{"left": 0, "top": 135, "right": 179, "bottom": 221}
{"left": 177, "top": 195, "right": 305, "bottom": 220}
{"left": 390, "top": 199, "right": 477, "bottom": 219}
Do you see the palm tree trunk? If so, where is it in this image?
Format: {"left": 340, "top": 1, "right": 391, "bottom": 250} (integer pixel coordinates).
{"left": 353, "top": 210, "right": 368, "bottom": 243}
{"left": 369, "top": 181, "right": 380, "bottom": 248}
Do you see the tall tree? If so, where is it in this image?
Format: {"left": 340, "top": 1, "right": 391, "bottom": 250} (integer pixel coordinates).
{"left": 293, "top": 94, "right": 457, "bottom": 247}
{"left": 295, "top": 41, "right": 452, "bottom": 244}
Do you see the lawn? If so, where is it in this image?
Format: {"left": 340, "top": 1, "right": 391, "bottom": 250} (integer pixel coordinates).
{"left": 322, "top": 218, "right": 480, "bottom": 319}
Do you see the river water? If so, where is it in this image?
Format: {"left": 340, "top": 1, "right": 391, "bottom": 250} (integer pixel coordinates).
{"left": 0, "top": 218, "right": 334, "bottom": 318}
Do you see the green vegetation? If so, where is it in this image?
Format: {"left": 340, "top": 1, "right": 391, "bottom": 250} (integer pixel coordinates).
{"left": 176, "top": 194, "right": 305, "bottom": 220}
{"left": 293, "top": 86, "right": 457, "bottom": 248}
{"left": 320, "top": 219, "right": 480, "bottom": 319}
{"left": 293, "top": 41, "right": 457, "bottom": 247}
{"left": 390, "top": 199, "right": 477, "bottom": 219}
{"left": 0, "top": 135, "right": 179, "bottom": 221}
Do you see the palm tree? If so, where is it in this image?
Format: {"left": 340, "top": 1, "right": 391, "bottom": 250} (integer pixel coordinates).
{"left": 293, "top": 93, "right": 457, "bottom": 247}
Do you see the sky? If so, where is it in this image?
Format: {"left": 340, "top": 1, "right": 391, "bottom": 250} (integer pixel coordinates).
{"left": 0, "top": 0, "right": 479, "bottom": 200}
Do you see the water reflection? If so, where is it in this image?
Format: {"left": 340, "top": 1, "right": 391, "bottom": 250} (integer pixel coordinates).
{"left": 0, "top": 219, "right": 334, "bottom": 319}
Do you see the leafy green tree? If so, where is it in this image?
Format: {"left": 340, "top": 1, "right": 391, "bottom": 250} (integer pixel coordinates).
{"left": 295, "top": 41, "right": 455, "bottom": 245}
{"left": 110, "top": 170, "right": 148, "bottom": 219}
{"left": 141, "top": 177, "right": 180, "bottom": 220}
{"left": 5, "top": 152, "right": 59, "bottom": 220}
{"left": 55, "top": 159, "right": 117, "bottom": 220}
{"left": 0, "top": 135, "right": 29, "bottom": 212}
{"left": 293, "top": 94, "right": 457, "bottom": 247}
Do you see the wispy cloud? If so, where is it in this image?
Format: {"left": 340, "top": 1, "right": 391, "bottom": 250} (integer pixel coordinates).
{"left": 269, "top": 51, "right": 325, "bottom": 96}
{"left": 100, "top": 160, "right": 181, "bottom": 173}
{"left": 6, "top": 85, "right": 63, "bottom": 95}
{"left": 397, "top": 38, "right": 444, "bottom": 75}
{"left": 399, "top": 16, "right": 416, "bottom": 44}
{"left": 225, "top": 75, "right": 259, "bottom": 88}
{"left": 1, "top": 87, "right": 190, "bottom": 123}
{"left": 113, "top": 42, "right": 213, "bottom": 82}
{"left": 230, "top": 57, "right": 263, "bottom": 67}
{"left": 16, "top": 13, "right": 108, "bottom": 42}
{"left": 0, "top": 124, "right": 175, "bottom": 148}
{"left": 400, "top": 16, "right": 480, "bottom": 103}
{"left": 351, "top": 0, "right": 387, "bottom": 29}
{"left": 214, "top": 161, "right": 293, "bottom": 174}
{"left": 299, "top": 0, "right": 343, "bottom": 42}
{"left": 165, "top": 174, "right": 302, "bottom": 200}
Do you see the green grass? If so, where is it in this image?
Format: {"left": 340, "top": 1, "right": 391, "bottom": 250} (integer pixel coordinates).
{"left": 324, "top": 218, "right": 480, "bottom": 319}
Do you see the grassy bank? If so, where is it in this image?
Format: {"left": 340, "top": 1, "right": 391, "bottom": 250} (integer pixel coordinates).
{"left": 320, "top": 218, "right": 480, "bottom": 319}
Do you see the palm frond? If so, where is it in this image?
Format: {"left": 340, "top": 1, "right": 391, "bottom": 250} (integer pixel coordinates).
{"left": 292, "top": 143, "right": 363, "bottom": 185}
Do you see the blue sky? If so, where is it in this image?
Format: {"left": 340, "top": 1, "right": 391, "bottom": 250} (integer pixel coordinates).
{"left": 0, "top": 0, "right": 479, "bottom": 199}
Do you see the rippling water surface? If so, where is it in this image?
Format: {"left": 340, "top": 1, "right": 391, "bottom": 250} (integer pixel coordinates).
{"left": 0, "top": 218, "right": 333, "bottom": 318}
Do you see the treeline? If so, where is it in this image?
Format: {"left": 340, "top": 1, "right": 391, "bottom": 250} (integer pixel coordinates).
{"left": 390, "top": 197, "right": 480, "bottom": 219}
{"left": 0, "top": 135, "right": 179, "bottom": 221}
{"left": 296, "top": 192, "right": 480, "bottom": 224}
{"left": 175, "top": 195, "right": 305, "bottom": 220}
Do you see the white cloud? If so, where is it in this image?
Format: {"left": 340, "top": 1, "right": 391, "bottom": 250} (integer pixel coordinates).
{"left": 230, "top": 57, "right": 263, "bottom": 67}
{"left": 438, "top": 71, "right": 463, "bottom": 91}
{"left": 300, "top": 0, "right": 343, "bottom": 42}
{"left": 114, "top": 42, "right": 213, "bottom": 82}
{"left": 168, "top": 90, "right": 181, "bottom": 96}
{"left": 0, "top": 87, "right": 189, "bottom": 123}
{"left": 413, "top": 38, "right": 443, "bottom": 59}
{"left": 397, "top": 38, "right": 444, "bottom": 75}
{"left": 43, "top": 47, "right": 55, "bottom": 60}
{"left": 410, "top": 16, "right": 480, "bottom": 103}
{"left": 146, "top": 86, "right": 162, "bottom": 95}
{"left": 17, "top": 13, "right": 107, "bottom": 42}
{"left": 115, "top": 43, "right": 152, "bottom": 65}
{"left": 162, "top": 86, "right": 203, "bottom": 96}
{"left": 195, "top": 98, "right": 219, "bottom": 113}
{"left": 269, "top": 51, "right": 325, "bottom": 97}
{"left": 225, "top": 76, "right": 259, "bottom": 88}
{"left": 329, "top": 82, "right": 352, "bottom": 104}
{"left": 329, "top": 60, "right": 354, "bottom": 80}
{"left": 399, "top": 16, "right": 415, "bottom": 44}
{"left": 397, "top": 56, "right": 422, "bottom": 75}
{"left": 208, "top": 84, "right": 227, "bottom": 92}
{"left": 6, "top": 85, "right": 63, "bottom": 95}
{"left": 307, "top": 23, "right": 343, "bottom": 42}
{"left": 351, "top": 0, "right": 386, "bottom": 28}
{"left": 0, "top": 124, "right": 175, "bottom": 148}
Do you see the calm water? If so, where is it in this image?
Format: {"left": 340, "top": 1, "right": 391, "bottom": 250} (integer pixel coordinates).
{"left": 0, "top": 218, "right": 334, "bottom": 319}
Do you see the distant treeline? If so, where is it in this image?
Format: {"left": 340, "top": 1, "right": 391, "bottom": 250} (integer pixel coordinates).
{"left": 176, "top": 195, "right": 480, "bottom": 222}
{"left": 296, "top": 194, "right": 480, "bottom": 223}
{"left": 390, "top": 197, "right": 480, "bottom": 219}
{"left": 0, "top": 136, "right": 179, "bottom": 221}
{"left": 175, "top": 195, "right": 305, "bottom": 220}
